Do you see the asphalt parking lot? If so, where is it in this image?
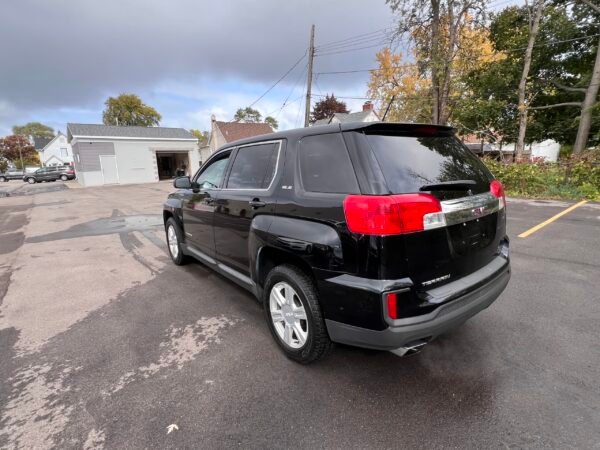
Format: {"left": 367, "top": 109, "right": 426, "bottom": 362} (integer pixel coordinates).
{"left": 0, "top": 182, "right": 599, "bottom": 449}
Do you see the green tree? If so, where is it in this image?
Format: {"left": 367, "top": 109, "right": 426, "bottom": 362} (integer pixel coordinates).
{"left": 234, "top": 107, "right": 262, "bottom": 123}
{"left": 264, "top": 116, "right": 279, "bottom": 130}
{"left": 102, "top": 94, "right": 161, "bottom": 127}
{"left": 190, "top": 129, "right": 209, "bottom": 145}
{"left": 456, "top": 4, "right": 599, "bottom": 148}
{"left": 234, "top": 107, "right": 278, "bottom": 129}
{"left": 12, "top": 122, "right": 55, "bottom": 140}
{"left": 0, "top": 135, "right": 38, "bottom": 169}
{"left": 310, "top": 94, "right": 349, "bottom": 123}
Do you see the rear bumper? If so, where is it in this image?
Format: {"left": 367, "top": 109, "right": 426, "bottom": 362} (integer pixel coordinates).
{"left": 325, "top": 257, "right": 510, "bottom": 350}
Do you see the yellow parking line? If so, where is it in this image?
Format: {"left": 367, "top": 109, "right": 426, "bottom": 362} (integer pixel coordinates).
{"left": 518, "top": 200, "right": 589, "bottom": 238}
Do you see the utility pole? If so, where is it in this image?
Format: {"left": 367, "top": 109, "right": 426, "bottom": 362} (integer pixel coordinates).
{"left": 18, "top": 138, "right": 24, "bottom": 170}
{"left": 304, "top": 24, "right": 315, "bottom": 128}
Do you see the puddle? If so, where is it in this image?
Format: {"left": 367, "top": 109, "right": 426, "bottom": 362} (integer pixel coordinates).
{"left": 27, "top": 215, "right": 163, "bottom": 243}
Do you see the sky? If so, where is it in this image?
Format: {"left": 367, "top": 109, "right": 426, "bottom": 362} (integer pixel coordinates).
{"left": 0, "top": 0, "right": 399, "bottom": 136}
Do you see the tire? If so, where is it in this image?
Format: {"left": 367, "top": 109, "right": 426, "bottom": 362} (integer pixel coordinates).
{"left": 27, "top": 177, "right": 36, "bottom": 184}
{"left": 60, "top": 175, "right": 68, "bottom": 181}
{"left": 0, "top": 177, "right": 6, "bottom": 182}
{"left": 264, "top": 265, "right": 333, "bottom": 364}
{"left": 165, "top": 217, "right": 188, "bottom": 265}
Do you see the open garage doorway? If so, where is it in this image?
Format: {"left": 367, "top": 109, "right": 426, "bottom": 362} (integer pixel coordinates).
{"left": 156, "top": 151, "right": 191, "bottom": 180}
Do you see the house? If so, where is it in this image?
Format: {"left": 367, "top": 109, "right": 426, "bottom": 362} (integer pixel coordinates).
{"left": 206, "top": 115, "right": 273, "bottom": 160}
{"left": 34, "top": 132, "right": 74, "bottom": 167}
{"left": 312, "top": 101, "right": 380, "bottom": 126}
{"left": 67, "top": 123, "right": 199, "bottom": 187}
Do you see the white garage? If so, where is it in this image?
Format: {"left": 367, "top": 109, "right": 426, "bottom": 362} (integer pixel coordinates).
{"left": 67, "top": 123, "right": 199, "bottom": 187}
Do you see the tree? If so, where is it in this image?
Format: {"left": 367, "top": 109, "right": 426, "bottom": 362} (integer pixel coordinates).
{"left": 12, "top": 122, "right": 54, "bottom": 140}
{"left": 234, "top": 107, "right": 262, "bottom": 123}
{"left": 102, "top": 94, "right": 161, "bottom": 127}
{"left": 190, "top": 129, "right": 209, "bottom": 146}
{"left": 0, "top": 135, "right": 37, "bottom": 169}
{"left": 367, "top": 49, "right": 431, "bottom": 122}
{"left": 234, "top": 107, "right": 279, "bottom": 129}
{"left": 264, "top": 116, "right": 279, "bottom": 130}
{"left": 368, "top": 21, "right": 501, "bottom": 124}
{"left": 310, "top": 94, "right": 349, "bottom": 123}
{"left": 515, "top": 0, "right": 545, "bottom": 160}
{"left": 571, "top": 0, "right": 600, "bottom": 154}
{"left": 386, "top": 0, "right": 487, "bottom": 125}
{"left": 457, "top": 4, "right": 599, "bottom": 149}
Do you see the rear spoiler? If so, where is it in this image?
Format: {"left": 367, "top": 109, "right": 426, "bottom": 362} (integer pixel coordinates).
{"left": 339, "top": 121, "right": 455, "bottom": 136}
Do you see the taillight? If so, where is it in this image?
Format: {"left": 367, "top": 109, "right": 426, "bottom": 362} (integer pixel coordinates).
{"left": 386, "top": 292, "right": 398, "bottom": 320}
{"left": 490, "top": 180, "right": 505, "bottom": 209}
{"left": 343, "top": 193, "right": 445, "bottom": 235}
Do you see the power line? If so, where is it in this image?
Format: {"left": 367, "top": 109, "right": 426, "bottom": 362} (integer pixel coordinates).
{"left": 244, "top": 52, "right": 307, "bottom": 110}
{"left": 313, "top": 32, "right": 600, "bottom": 75}
{"left": 315, "top": 27, "right": 394, "bottom": 50}
{"left": 315, "top": 64, "right": 419, "bottom": 75}
{"left": 267, "top": 62, "right": 309, "bottom": 119}
{"left": 315, "top": 42, "right": 391, "bottom": 57}
{"left": 315, "top": 33, "right": 395, "bottom": 53}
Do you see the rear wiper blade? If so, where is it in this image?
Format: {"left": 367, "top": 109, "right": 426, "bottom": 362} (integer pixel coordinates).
{"left": 419, "top": 180, "right": 477, "bottom": 191}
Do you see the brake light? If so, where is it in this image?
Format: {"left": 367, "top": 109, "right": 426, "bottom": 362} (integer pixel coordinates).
{"left": 343, "top": 193, "right": 445, "bottom": 235}
{"left": 490, "top": 180, "right": 505, "bottom": 209}
{"left": 386, "top": 292, "right": 398, "bottom": 320}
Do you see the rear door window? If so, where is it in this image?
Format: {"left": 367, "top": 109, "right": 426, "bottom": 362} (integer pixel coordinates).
{"left": 226, "top": 142, "right": 280, "bottom": 190}
{"left": 365, "top": 133, "right": 492, "bottom": 196}
{"left": 299, "top": 133, "right": 359, "bottom": 193}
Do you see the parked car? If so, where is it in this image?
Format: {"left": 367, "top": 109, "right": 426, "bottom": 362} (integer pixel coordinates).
{"left": 22, "top": 167, "right": 62, "bottom": 184}
{"left": 0, "top": 168, "right": 25, "bottom": 182}
{"left": 57, "top": 166, "right": 76, "bottom": 181}
{"left": 163, "top": 122, "right": 511, "bottom": 364}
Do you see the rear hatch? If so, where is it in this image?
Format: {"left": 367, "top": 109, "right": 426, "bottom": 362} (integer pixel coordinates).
{"left": 358, "top": 126, "right": 506, "bottom": 290}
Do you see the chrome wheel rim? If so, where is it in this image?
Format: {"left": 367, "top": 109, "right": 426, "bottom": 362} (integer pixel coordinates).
{"left": 269, "top": 281, "right": 308, "bottom": 349}
{"left": 28, "top": 178, "right": 35, "bottom": 184}
{"left": 167, "top": 225, "right": 179, "bottom": 259}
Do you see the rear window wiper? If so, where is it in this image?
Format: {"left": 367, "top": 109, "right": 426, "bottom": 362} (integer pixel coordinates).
{"left": 419, "top": 180, "right": 477, "bottom": 191}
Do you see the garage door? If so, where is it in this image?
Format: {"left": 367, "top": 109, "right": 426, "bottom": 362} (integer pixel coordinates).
{"left": 100, "top": 155, "right": 119, "bottom": 184}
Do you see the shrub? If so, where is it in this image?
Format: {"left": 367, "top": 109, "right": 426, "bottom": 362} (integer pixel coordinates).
{"left": 482, "top": 151, "right": 600, "bottom": 200}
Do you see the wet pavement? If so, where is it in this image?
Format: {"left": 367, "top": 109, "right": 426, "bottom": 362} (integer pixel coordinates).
{"left": 0, "top": 183, "right": 599, "bottom": 449}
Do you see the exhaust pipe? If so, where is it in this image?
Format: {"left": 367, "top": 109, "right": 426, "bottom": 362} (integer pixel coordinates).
{"left": 390, "top": 340, "right": 428, "bottom": 357}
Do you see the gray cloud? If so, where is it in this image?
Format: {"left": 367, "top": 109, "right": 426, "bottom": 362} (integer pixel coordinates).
{"left": 0, "top": 0, "right": 394, "bottom": 115}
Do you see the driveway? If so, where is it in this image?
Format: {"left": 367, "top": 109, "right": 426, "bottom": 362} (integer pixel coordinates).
{"left": 1, "top": 183, "right": 599, "bottom": 449}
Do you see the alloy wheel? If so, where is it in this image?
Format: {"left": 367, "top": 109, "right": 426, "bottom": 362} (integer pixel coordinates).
{"left": 167, "top": 225, "right": 179, "bottom": 259}
{"left": 269, "top": 281, "right": 308, "bottom": 349}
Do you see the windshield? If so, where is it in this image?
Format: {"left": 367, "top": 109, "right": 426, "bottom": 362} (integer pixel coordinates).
{"left": 365, "top": 134, "right": 493, "bottom": 198}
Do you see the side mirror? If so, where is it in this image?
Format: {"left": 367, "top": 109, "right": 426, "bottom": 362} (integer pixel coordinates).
{"left": 173, "top": 176, "right": 192, "bottom": 189}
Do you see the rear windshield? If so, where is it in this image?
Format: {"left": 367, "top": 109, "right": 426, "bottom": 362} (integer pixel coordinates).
{"left": 365, "top": 134, "right": 492, "bottom": 196}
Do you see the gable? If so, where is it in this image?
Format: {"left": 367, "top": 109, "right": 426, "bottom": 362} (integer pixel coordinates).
{"left": 215, "top": 121, "right": 273, "bottom": 143}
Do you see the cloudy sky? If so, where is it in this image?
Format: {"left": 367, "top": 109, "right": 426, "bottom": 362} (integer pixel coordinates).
{"left": 0, "top": 0, "right": 399, "bottom": 135}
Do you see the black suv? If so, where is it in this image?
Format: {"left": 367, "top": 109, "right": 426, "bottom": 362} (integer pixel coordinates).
{"left": 163, "top": 122, "right": 510, "bottom": 363}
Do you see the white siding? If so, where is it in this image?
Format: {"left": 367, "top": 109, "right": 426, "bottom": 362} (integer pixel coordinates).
{"left": 72, "top": 137, "right": 198, "bottom": 187}
{"left": 41, "top": 134, "right": 74, "bottom": 166}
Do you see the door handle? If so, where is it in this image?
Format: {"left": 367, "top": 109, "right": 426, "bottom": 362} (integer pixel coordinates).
{"left": 249, "top": 198, "right": 266, "bottom": 208}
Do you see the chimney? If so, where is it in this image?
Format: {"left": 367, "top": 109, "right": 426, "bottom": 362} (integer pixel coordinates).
{"left": 362, "top": 101, "right": 374, "bottom": 112}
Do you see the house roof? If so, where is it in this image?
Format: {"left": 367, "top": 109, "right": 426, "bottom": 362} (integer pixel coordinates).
{"left": 215, "top": 121, "right": 273, "bottom": 143}
{"left": 312, "top": 109, "right": 379, "bottom": 126}
{"left": 67, "top": 123, "right": 196, "bottom": 140}
{"left": 32, "top": 136, "right": 52, "bottom": 150}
